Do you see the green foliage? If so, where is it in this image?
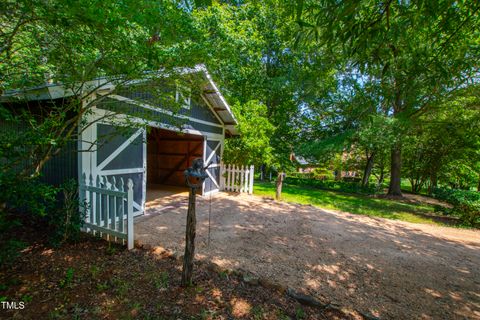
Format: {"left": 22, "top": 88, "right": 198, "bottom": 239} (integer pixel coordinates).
{"left": 295, "top": 306, "right": 305, "bottom": 320}
{"left": 48, "top": 180, "right": 84, "bottom": 246}
{"left": 0, "top": 238, "right": 27, "bottom": 266}
{"left": 432, "top": 187, "right": 480, "bottom": 226}
{"left": 0, "top": 177, "right": 83, "bottom": 263}
{"left": 284, "top": 177, "right": 376, "bottom": 195}
{"left": 194, "top": 0, "right": 325, "bottom": 168}
{"left": 0, "top": 173, "right": 59, "bottom": 217}
{"left": 59, "top": 267, "right": 75, "bottom": 288}
{"left": 433, "top": 187, "right": 480, "bottom": 204}
{"left": 223, "top": 100, "right": 275, "bottom": 166}
{"left": 455, "top": 201, "right": 480, "bottom": 227}
{"left": 295, "top": 0, "right": 480, "bottom": 195}
{"left": 311, "top": 167, "right": 334, "bottom": 180}
{"left": 0, "top": 208, "right": 25, "bottom": 266}
{"left": 153, "top": 272, "right": 170, "bottom": 289}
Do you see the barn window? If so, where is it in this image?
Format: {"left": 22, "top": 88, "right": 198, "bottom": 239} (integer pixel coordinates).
{"left": 175, "top": 83, "right": 191, "bottom": 110}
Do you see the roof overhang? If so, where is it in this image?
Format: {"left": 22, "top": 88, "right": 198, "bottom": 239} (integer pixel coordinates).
{"left": 193, "top": 65, "right": 238, "bottom": 136}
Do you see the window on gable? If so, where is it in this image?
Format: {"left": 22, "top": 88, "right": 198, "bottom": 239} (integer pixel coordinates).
{"left": 175, "top": 82, "right": 191, "bottom": 110}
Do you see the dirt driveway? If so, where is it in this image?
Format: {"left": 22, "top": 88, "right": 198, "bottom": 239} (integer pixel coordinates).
{"left": 135, "top": 190, "right": 480, "bottom": 319}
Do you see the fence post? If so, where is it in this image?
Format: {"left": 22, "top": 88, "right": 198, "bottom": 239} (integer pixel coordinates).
{"left": 234, "top": 165, "right": 239, "bottom": 192}
{"left": 127, "top": 179, "right": 134, "bottom": 250}
{"left": 240, "top": 165, "right": 245, "bottom": 193}
{"left": 226, "top": 164, "right": 230, "bottom": 191}
{"left": 249, "top": 165, "right": 254, "bottom": 194}
{"left": 244, "top": 166, "right": 249, "bottom": 193}
{"left": 220, "top": 162, "right": 225, "bottom": 191}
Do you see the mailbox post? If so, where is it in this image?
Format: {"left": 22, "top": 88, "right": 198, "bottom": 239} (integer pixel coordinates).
{"left": 181, "top": 158, "right": 209, "bottom": 287}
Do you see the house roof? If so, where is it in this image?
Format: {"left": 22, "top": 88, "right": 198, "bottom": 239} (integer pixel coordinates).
{"left": 295, "top": 156, "right": 310, "bottom": 166}
{"left": 1, "top": 65, "right": 238, "bottom": 135}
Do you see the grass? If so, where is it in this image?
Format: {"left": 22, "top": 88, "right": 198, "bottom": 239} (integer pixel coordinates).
{"left": 254, "top": 181, "right": 442, "bottom": 225}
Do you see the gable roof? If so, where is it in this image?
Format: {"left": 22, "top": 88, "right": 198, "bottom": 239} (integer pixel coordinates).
{"left": 1, "top": 65, "right": 238, "bottom": 135}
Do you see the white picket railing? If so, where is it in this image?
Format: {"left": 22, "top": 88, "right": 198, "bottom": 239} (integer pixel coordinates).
{"left": 221, "top": 163, "right": 254, "bottom": 194}
{"left": 79, "top": 173, "right": 134, "bottom": 250}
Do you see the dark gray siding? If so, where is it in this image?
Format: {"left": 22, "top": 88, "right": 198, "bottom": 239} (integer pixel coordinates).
{"left": 97, "top": 124, "right": 143, "bottom": 170}
{"left": 97, "top": 97, "right": 223, "bottom": 135}
{"left": 189, "top": 96, "right": 221, "bottom": 124}
{"left": 0, "top": 104, "right": 78, "bottom": 187}
{"left": 41, "top": 139, "right": 78, "bottom": 186}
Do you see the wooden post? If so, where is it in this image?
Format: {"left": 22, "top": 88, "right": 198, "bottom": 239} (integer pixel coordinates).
{"left": 127, "top": 179, "right": 134, "bottom": 250}
{"left": 276, "top": 172, "right": 284, "bottom": 200}
{"left": 181, "top": 185, "right": 197, "bottom": 287}
{"left": 181, "top": 158, "right": 208, "bottom": 287}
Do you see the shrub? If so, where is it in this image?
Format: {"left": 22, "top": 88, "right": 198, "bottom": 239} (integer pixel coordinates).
{"left": 312, "top": 167, "right": 334, "bottom": 180}
{"left": 0, "top": 175, "right": 84, "bottom": 264}
{"left": 48, "top": 180, "right": 84, "bottom": 246}
{"left": 432, "top": 187, "right": 480, "bottom": 205}
{"left": 284, "top": 177, "right": 376, "bottom": 194}
{"left": 0, "top": 173, "right": 59, "bottom": 218}
{"left": 432, "top": 187, "right": 480, "bottom": 226}
{"left": 287, "top": 172, "right": 314, "bottom": 179}
{"left": 455, "top": 201, "right": 480, "bottom": 226}
{"left": 0, "top": 213, "right": 26, "bottom": 266}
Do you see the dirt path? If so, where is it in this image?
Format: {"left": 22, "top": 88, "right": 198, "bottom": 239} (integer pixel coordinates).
{"left": 135, "top": 192, "right": 480, "bottom": 320}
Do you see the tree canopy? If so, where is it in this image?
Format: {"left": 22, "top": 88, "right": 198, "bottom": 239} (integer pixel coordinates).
{"left": 1, "top": 0, "right": 479, "bottom": 194}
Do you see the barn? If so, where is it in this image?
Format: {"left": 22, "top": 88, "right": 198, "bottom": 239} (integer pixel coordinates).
{"left": 2, "top": 65, "right": 244, "bottom": 248}
{"left": 77, "top": 65, "right": 238, "bottom": 217}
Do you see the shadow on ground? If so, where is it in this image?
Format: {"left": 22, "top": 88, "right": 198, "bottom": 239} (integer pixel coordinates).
{"left": 136, "top": 192, "right": 480, "bottom": 319}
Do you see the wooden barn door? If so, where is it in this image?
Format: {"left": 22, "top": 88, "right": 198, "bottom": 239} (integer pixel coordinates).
{"left": 80, "top": 121, "right": 146, "bottom": 217}
{"left": 203, "top": 137, "right": 222, "bottom": 195}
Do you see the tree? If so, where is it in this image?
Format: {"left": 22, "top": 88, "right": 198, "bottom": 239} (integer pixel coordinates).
{"left": 403, "top": 85, "right": 480, "bottom": 193}
{"left": 1, "top": 0, "right": 203, "bottom": 180}
{"left": 192, "top": 0, "right": 332, "bottom": 170}
{"left": 355, "top": 115, "right": 397, "bottom": 187}
{"left": 296, "top": 0, "right": 480, "bottom": 196}
{"left": 223, "top": 100, "right": 275, "bottom": 166}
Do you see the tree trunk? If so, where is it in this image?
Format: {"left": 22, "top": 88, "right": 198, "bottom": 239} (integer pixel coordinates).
{"left": 388, "top": 144, "right": 403, "bottom": 197}
{"left": 477, "top": 173, "right": 480, "bottom": 192}
{"left": 378, "top": 168, "right": 385, "bottom": 186}
{"left": 276, "top": 172, "right": 284, "bottom": 200}
{"left": 361, "top": 153, "right": 375, "bottom": 187}
{"left": 260, "top": 164, "right": 266, "bottom": 181}
{"left": 410, "top": 179, "right": 416, "bottom": 193}
{"left": 428, "top": 173, "right": 438, "bottom": 195}
{"left": 181, "top": 187, "right": 197, "bottom": 287}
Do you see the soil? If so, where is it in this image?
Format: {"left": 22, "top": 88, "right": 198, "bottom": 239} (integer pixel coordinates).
{"left": 136, "top": 191, "right": 480, "bottom": 320}
{"left": 0, "top": 236, "right": 351, "bottom": 320}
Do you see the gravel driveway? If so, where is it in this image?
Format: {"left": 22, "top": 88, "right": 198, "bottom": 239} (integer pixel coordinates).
{"left": 135, "top": 190, "right": 480, "bottom": 319}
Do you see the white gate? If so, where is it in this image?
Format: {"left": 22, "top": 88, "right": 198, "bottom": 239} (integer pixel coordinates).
{"left": 80, "top": 173, "right": 134, "bottom": 249}
{"left": 221, "top": 164, "right": 254, "bottom": 194}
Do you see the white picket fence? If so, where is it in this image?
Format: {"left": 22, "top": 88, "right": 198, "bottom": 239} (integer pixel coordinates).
{"left": 79, "top": 173, "right": 134, "bottom": 249}
{"left": 221, "top": 164, "right": 254, "bottom": 194}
